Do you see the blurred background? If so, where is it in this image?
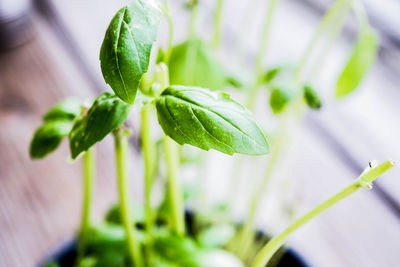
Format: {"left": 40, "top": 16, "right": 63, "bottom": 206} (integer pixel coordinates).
{"left": 0, "top": 0, "right": 399, "bottom": 266}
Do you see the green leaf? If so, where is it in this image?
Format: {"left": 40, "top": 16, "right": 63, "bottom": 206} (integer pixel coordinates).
{"left": 153, "top": 234, "right": 201, "bottom": 267}
{"left": 69, "top": 92, "right": 131, "bottom": 159}
{"left": 43, "top": 98, "right": 81, "bottom": 122}
{"left": 100, "top": 1, "right": 161, "bottom": 104}
{"left": 335, "top": 27, "right": 378, "bottom": 98}
{"left": 263, "top": 66, "right": 282, "bottom": 84}
{"left": 197, "top": 224, "right": 235, "bottom": 248}
{"left": 269, "top": 87, "right": 292, "bottom": 114}
{"left": 29, "top": 120, "right": 73, "bottom": 159}
{"left": 169, "top": 38, "right": 226, "bottom": 91}
{"left": 303, "top": 85, "right": 322, "bottom": 109}
{"left": 155, "top": 86, "right": 269, "bottom": 155}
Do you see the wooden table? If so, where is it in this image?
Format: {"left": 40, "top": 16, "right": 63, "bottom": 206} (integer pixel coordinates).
{"left": 1, "top": 0, "right": 399, "bottom": 266}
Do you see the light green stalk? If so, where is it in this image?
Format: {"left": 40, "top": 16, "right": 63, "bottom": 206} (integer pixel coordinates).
{"left": 246, "top": 0, "right": 280, "bottom": 108}
{"left": 158, "top": 63, "right": 186, "bottom": 236}
{"left": 141, "top": 104, "right": 156, "bottom": 236}
{"left": 114, "top": 129, "right": 143, "bottom": 267}
{"left": 76, "top": 148, "right": 95, "bottom": 265}
{"left": 212, "top": 0, "right": 224, "bottom": 48}
{"left": 252, "top": 160, "right": 395, "bottom": 267}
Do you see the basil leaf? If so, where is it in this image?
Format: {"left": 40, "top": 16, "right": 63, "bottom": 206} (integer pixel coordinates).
{"left": 269, "top": 87, "right": 292, "bottom": 114}
{"left": 69, "top": 92, "right": 131, "bottom": 159}
{"left": 303, "top": 85, "right": 322, "bottom": 110}
{"left": 197, "top": 224, "right": 235, "bottom": 248}
{"left": 100, "top": 1, "right": 161, "bottom": 104}
{"left": 169, "top": 38, "right": 226, "bottom": 91}
{"left": 43, "top": 98, "right": 81, "bottom": 122}
{"left": 155, "top": 86, "right": 269, "bottom": 155}
{"left": 335, "top": 27, "right": 378, "bottom": 98}
{"left": 30, "top": 120, "right": 73, "bottom": 159}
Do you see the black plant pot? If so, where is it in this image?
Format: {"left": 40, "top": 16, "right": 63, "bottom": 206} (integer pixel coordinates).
{"left": 40, "top": 213, "right": 309, "bottom": 267}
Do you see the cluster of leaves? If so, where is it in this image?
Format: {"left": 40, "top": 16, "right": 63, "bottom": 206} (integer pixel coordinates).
{"left": 261, "top": 65, "right": 322, "bottom": 114}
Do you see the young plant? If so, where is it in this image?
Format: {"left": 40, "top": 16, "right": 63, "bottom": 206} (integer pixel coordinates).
{"left": 30, "top": 1, "right": 393, "bottom": 267}
{"left": 31, "top": 0, "right": 269, "bottom": 266}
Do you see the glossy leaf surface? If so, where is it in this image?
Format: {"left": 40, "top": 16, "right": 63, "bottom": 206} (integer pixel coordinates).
{"left": 155, "top": 86, "right": 269, "bottom": 155}
{"left": 69, "top": 92, "right": 131, "bottom": 159}
{"left": 100, "top": 1, "right": 161, "bottom": 104}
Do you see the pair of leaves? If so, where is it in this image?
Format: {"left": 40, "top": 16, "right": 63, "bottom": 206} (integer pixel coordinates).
{"left": 336, "top": 27, "right": 378, "bottom": 97}
{"left": 269, "top": 85, "right": 322, "bottom": 114}
{"left": 69, "top": 92, "right": 131, "bottom": 159}
{"left": 30, "top": 99, "right": 81, "bottom": 159}
{"left": 168, "top": 38, "right": 227, "bottom": 91}
{"left": 100, "top": 0, "right": 161, "bottom": 104}
{"left": 155, "top": 86, "right": 269, "bottom": 156}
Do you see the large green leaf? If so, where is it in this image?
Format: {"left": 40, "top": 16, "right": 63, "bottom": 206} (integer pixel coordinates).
{"left": 69, "top": 92, "right": 131, "bottom": 159}
{"left": 335, "top": 27, "right": 378, "bottom": 98}
{"left": 29, "top": 120, "right": 73, "bottom": 159}
{"left": 169, "top": 38, "right": 226, "bottom": 91}
{"left": 155, "top": 86, "right": 269, "bottom": 155}
{"left": 100, "top": 0, "right": 161, "bottom": 104}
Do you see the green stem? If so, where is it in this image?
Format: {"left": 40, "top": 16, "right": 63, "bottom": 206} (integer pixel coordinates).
{"left": 246, "top": 0, "right": 279, "bottom": 108}
{"left": 163, "top": 136, "right": 185, "bottom": 235}
{"left": 141, "top": 104, "right": 155, "bottom": 236}
{"left": 189, "top": 4, "right": 199, "bottom": 37}
{"left": 162, "top": 0, "right": 174, "bottom": 64}
{"left": 114, "top": 130, "right": 143, "bottom": 267}
{"left": 236, "top": 117, "right": 287, "bottom": 257}
{"left": 158, "top": 63, "right": 185, "bottom": 236}
{"left": 76, "top": 148, "right": 95, "bottom": 265}
{"left": 212, "top": 0, "right": 224, "bottom": 48}
{"left": 252, "top": 160, "right": 395, "bottom": 267}
{"left": 294, "top": 0, "right": 351, "bottom": 81}
{"left": 352, "top": 0, "right": 369, "bottom": 30}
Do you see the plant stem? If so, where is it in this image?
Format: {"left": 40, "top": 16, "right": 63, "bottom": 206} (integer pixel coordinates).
{"left": 294, "top": 0, "right": 351, "bottom": 82}
{"left": 212, "top": 0, "right": 224, "bottom": 48}
{"left": 162, "top": 0, "right": 174, "bottom": 64}
{"left": 252, "top": 160, "right": 395, "bottom": 267}
{"left": 141, "top": 104, "right": 155, "bottom": 236}
{"left": 246, "top": 0, "right": 279, "bottom": 108}
{"left": 163, "top": 135, "right": 185, "bottom": 235}
{"left": 114, "top": 130, "right": 143, "bottom": 267}
{"left": 76, "top": 148, "right": 95, "bottom": 265}
{"left": 235, "top": 117, "right": 287, "bottom": 257}
{"left": 189, "top": 4, "right": 199, "bottom": 37}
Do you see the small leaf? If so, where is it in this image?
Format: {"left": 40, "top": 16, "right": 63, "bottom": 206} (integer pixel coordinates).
{"left": 303, "top": 85, "right": 322, "bottom": 109}
{"left": 269, "top": 87, "right": 292, "bottom": 114}
{"left": 197, "top": 224, "right": 235, "bottom": 248}
{"left": 69, "top": 92, "right": 131, "bottom": 159}
{"left": 153, "top": 234, "right": 201, "bottom": 267}
{"left": 30, "top": 120, "right": 73, "bottom": 159}
{"left": 43, "top": 98, "right": 81, "bottom": 122}
{"left": 155, "top": 86, "right": 269, "bottom": 155}
{"left": 100, "top": 1, "right": 161, "bottom": 104}
{"left": 263, "top": 66, "right": 282, "bottom": 84}
{"left": 336, "top": 27, "right": 378, "bottom": 98}
{"left": 169, "top": 38, "right": 226, "bottom": 91}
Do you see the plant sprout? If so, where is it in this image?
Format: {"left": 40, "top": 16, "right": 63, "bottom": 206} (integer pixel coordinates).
{"left": 28, "top": 0, "right": 395, "bottom": 267}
